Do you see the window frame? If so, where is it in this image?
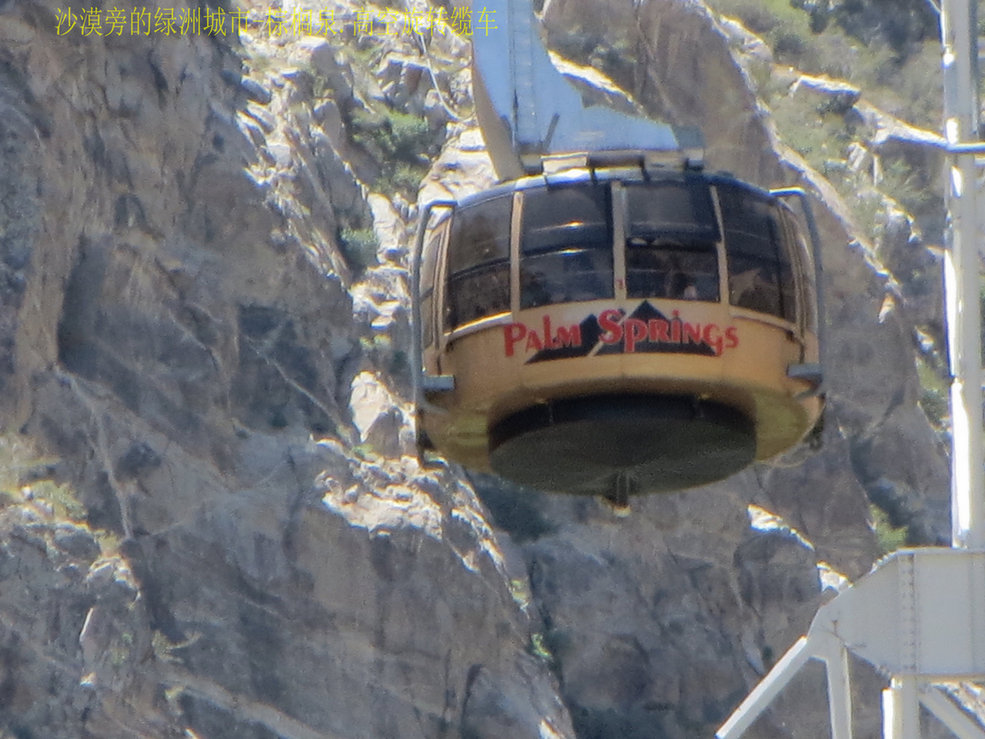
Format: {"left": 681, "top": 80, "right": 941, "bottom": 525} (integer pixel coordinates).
{"left": 516, "top": 182, "right": 615, "bottom": 311}
{"left": 778, "top": 205, "right": 817, "bottom": 336}
{"left": 444, "top": 193, "right": 514, "bottom": 333}
{"left": 621, "top": 176, "right": 723, "bottom": 303}
{"left": 433, "top": 174, "right": 812, "bottom": 348}
{"left": 715, "top": 182, "right": 800, "bottom": 328}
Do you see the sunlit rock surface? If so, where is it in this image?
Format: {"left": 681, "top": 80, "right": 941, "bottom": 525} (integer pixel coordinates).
{"left": 0, "top": 0, "right": 953, "bottom": 737}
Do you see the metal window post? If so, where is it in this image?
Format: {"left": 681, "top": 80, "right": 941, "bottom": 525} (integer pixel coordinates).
{"left": 940, "top": 0, "right": 985, "bottom": 549}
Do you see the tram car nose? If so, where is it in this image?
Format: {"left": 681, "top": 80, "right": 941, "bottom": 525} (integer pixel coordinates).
{"left": 413, "top": 169, "right": 823, "bottom": 499}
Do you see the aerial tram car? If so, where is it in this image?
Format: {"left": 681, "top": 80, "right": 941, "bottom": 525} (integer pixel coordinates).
{"left": 411, "top": 0, "right": 824, "bottom": 502}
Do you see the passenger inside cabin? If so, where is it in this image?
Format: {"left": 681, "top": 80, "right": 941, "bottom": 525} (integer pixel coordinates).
{"left": 627, "top": 242, "right": 717, "bottom": 301}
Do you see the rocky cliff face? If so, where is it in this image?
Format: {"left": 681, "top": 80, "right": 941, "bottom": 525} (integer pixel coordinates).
{"left": 0, "top": 1, "right": 952, "bottom": 737}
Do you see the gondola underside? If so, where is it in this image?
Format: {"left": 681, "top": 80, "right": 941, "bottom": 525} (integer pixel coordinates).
{"left": 488, "top": 393, "right": 755, "bottom": 496}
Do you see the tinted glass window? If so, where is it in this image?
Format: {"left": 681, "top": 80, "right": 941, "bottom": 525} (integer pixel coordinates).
{"left": 627, "top": 178, "right": 719, "bottom": 242}
{"left": 447, "top": 195, "right": 511, "bottom": 274}
{"left": 419, "top": 220, "right": 447, "bottom": 347}
{"left": 420, "top": 220, "right": 445, "bottom": 295}
{"left": 522, "top": 186, "right": 609, "bottom": 254}
{"left": 446, "top": 195, "right": 511, "bottom": 329}
{"left": 421, "top": 294, "right": 435, "bottom": 348}
{"left": 447, "top": 263, "right": 510, "bottom": 327}
{"left": 521, "top": 248, "right": 613, "bottom": 309}
{"left": 626, "top": 245, "right": 718, "bottom": 300}
{"left": 782, "top": 209, "right": 817, "bottom": 332}
{"left": 718, "top": 184, "right": 795, "bottom": 321}
{"left": 519, "top": 185, "right": 613, "bottom": 309}
{"left": 625, "top": 180, "right": 719, "bottom": 301}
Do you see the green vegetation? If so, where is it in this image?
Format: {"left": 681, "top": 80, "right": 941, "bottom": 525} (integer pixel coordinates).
{"left": 359, "top": 332, "right": 391, "bottom": 353}
{"left": 714, "top": 0, "right": 820, "bottom": 61}
{"left": 708, "top": 0, "right": 942, "bottom": 127}
{"left": 358, "top": 332, "right": 409, "bottom": 383}
{"left": 0, "top": 435, "right": 125, "bottom": 557}
{"left": 338, "top": 226, "right": 379, "bottom": 273}
{"left": 879, "top": 155, "right": 942, "bottom": 220}
{"left": 528, "top": 631, "right": 555, "bottom": 664}
{"left": 352, "top": 441, "right": 382, "bottom": 462}
{"left": 916, "top": 355, "right": 949, "bottom": 429}
{"left": 508, "top": 577, "right": 531, "bottom": 608}
{"left": 0, "top": 437, "right": 83, "bottom": 520}
{"left": 869, "top": 502, "right": 909, "bottom": 554}
{"left": 300, "top": 26, "right": 446, "bottom": 201}
{"left": 346, "top": 106, "right": 435, "bottom": 198}
{"left": 152, "top": 629, "right": 201, "bottom": 664}
{"left": 703, "top": 0, "right": 947, "bottom": 255}
{"left": 769, "top": 97, "right": 851, "bottom": 163}
{"left": 34, "top": 479, "right": 86, "bottom": 521}
{"left": 387, "top": 348, "right": 409, "bottom": 379}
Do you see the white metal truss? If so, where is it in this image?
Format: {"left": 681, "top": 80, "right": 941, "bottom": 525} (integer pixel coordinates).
{"left": 469, "top": 0, "right": 696, "bottom": 179}
{"left": 718, "top": 551, "right": 985, "bottom": 738}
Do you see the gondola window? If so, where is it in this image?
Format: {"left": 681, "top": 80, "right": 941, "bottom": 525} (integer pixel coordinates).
{"left": 625, "top": 179, "right": 720, "bottom": 301}
{"left": 519, "top": 185, "right": 613, "bottom": 309}
{"left": 718, "top": 185, "right": 796, "bottom": 322}
{"left": 446, "top": 194, "right": 512, "bottom": 329}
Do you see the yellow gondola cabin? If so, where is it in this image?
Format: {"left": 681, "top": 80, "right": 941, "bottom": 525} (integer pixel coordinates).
{"left": 412, "top": 166, "right": 823, "bottom": 502}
